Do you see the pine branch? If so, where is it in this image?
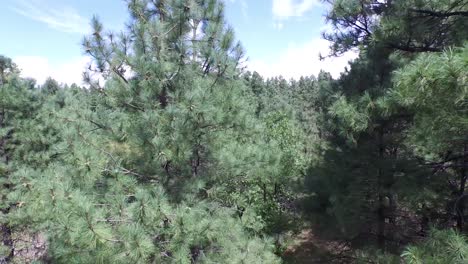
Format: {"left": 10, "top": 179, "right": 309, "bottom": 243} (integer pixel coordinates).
{"left": 409, "top": 8, "right": 468, "bottom": 18}
{"left": 77, "top": 131, "right": 151, "bottom": 181}
{"left": 387, "top": 43, "right": 442, "bottom": 52}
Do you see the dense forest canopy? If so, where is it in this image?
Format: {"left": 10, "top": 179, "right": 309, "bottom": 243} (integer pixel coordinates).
{"left": 0, "top": 0, "right": 467, "bottom": 263}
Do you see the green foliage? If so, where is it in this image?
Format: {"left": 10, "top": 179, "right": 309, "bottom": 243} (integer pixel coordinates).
{"left": 1, "top": 69, "right": 281, "bottom": 263}
{"left": 392, "top": 44, "right": 468, "bottom": 157}
{"left": 308, "top": 0, "right": 467, "bottom": 255}
{"left": 1, "top": 0, "right": 283, "bottom": 262}
{"left": 264, "top": 111, "right": 308, "bottom": 181}
{"left": 402, "top": 229, "right": 468, "bottom": 264}
{"left": 324, "top": 0, "right": 468, "bottom": 55}
{"left": 1, "top": 0, "right": 468, "bottom": 263}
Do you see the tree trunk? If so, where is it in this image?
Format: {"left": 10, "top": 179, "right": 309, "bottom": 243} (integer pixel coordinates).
{"left": 377, "top": 128, "right": 385, "bottom": 250}
{"left": 191, "top": 149, "right": 200, "bottom": 178}
{"left": 457, "top": 144, "right": 467, "bottom": 231}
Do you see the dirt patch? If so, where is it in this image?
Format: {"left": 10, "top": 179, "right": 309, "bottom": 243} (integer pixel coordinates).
{"left": 282, "top": 229, "right": 352, "bottom": 263}
{"left": 11, "top": 231, "right": 47, "bottom": 263}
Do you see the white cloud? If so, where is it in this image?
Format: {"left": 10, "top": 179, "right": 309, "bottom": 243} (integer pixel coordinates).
{"left": 273, "top": 22, "right": 284, "bottom": 30}
{"left": 14, "top": 56, "right": 90, "bottom": 85}
{"left": 247, "top": 38, "right": 357, "bottom": 79}
{"left": 11, "top": 0, "right": 89, "bottom": 34}
{"left": 272, "top": 0, "right": 319, "bottom": 19}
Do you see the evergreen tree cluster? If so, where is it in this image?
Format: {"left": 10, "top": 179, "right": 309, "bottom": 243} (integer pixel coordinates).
{"left": 0, "top": 0, "right": 467, "bottom": 263}
{"left": 304, "top": 0, "right": 468, "bottom": 261}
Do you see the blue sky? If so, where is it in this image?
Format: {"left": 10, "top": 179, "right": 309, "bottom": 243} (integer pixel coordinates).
{"left": 1, "top": 0, "right": 355, "bottom": 84}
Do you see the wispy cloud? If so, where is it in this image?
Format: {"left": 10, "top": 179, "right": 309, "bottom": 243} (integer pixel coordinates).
{"left": 272, "top": 0, "right": 319, "bottom": 20}
{"left": 11, "top": 0, "right": 89, "bottom": 34}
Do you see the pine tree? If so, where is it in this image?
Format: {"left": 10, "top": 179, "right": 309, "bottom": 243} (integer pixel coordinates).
{"left": 81, "top": 0, "right": 250, "bottom": 189}
{"left": 306, "top": 0, "right": 468, "bottom": 250}
{"left": 323, "top": 0, "right": 468, "bottom": 55}
{"left": 2, "top": 1, "right": 283, "bottom": 262}
{"left": 392, "top": 44, "right": 468, "bottom": 230}
{"left": 402, "top": 229, "right": 468, "bottom": 263}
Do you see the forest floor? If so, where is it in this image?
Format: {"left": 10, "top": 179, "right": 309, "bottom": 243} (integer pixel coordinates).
{"left": 282, "top": 228, "right": 352, "bottom": 263}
